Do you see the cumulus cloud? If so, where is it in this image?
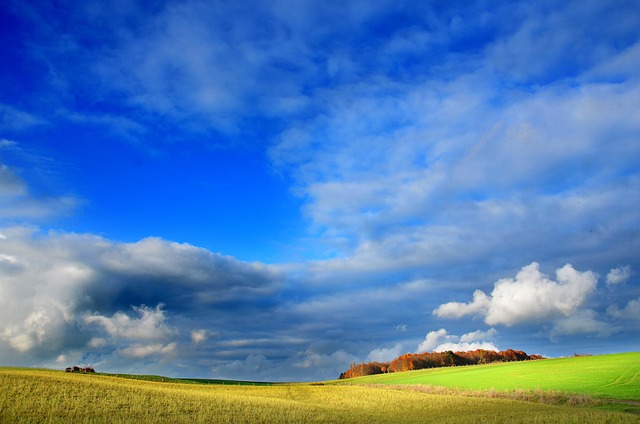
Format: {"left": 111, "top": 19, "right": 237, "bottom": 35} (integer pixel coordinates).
{"left": 434, "top": 263, "right": 598, "bottom": 327}
{"left": 550, "top": 309, "right": 614, "bottom": 339}
{"left": 0, "top": 227, "right": 284, "bottom": 370}
{"left": 607, "top": 266, "right": 633, "bottom": 285}
{"left": 2, "top": 304, "right": 73, "bottom": 353}
{"left": 191, "top": 329, "right": 217, "bottom": 344}
{"left": 607, "top": 298, "right": 640, "bottom": 321}
{"left": 433, "top": 290, "right": 491, "bottom": 320}
{"left": 460, "top": 328, "right": 498, "bottom": 343}
{"left": 417, "top": 328, "right": 498, "bottom": 353}
{"left": 366, "top": 343, "right": 404, "bottom": 363}
{"left": 84, "top": 305, "right": 176, "bottom": 342}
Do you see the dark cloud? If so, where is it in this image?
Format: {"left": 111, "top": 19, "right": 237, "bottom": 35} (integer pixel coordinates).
{"left": 0, "top": 228, "right": 288, "bottom": 375}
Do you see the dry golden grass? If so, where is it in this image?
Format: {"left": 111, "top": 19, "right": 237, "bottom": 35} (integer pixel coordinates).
{"left": 1, "top": 368, "right": 638, "bottom": 423}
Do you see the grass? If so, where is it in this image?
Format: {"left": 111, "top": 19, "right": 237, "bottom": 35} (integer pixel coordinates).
{"left": 99, "top": 372, "right": 274, "bottom": 386}
{"left": 2, "top": 363, "right": 640, "bottom": 423}
{"left": 331, "top": 352, "right": 640, "bottom": 400}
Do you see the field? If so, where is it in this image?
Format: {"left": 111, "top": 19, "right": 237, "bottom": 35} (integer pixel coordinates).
{"left": 1, "top": 353, "right": 639, "bottom": 423}
{"left": 334, "top": 352, "right": 640, "bottom": 400}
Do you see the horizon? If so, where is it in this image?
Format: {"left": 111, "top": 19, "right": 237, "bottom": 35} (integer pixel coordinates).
{"left": 1, "top": 0, "right": 639, "bottom": 382}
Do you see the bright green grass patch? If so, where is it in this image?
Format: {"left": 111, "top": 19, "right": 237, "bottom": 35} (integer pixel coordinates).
{"left": 2, "top": 368, "right": 638, "bottom": 423}
{"left": 333, "top": 352, "right": 640, "bottom": 401}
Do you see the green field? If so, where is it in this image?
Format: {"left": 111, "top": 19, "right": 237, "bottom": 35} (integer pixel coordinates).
{"left": 333, "top": 352, "right": 640, "bottom": 401}
{"left": 1, "top": 353, "right": 639, "bottom": 423}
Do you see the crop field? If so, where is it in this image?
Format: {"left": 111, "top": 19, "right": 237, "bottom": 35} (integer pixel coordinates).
{"left": 333, "top": 352, "right": 640, "bottom": 400}
{"left": 1, "top": 353, "right": 639, "bottom": 423}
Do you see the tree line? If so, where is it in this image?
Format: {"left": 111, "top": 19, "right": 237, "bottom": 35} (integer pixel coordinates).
{"left": 339, "top": 349, "right": 544, "bottom": 379}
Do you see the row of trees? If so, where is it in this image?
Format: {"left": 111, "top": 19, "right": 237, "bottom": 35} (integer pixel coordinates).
{"left": 339, "top": 349, "right": 544, "bottom": 379}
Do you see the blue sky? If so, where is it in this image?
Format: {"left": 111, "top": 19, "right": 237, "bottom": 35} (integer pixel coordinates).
{"left": 1, "top": 0, "right": 639, "bottom": 381}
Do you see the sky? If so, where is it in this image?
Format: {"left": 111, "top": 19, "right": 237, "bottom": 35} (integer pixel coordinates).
{"left": 0, "top": 0, "right": 639, "bottom": 382}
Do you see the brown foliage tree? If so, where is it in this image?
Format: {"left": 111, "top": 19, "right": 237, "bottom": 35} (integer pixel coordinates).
{"left": 338, "top": 349, "right": 544, "bottom": 379}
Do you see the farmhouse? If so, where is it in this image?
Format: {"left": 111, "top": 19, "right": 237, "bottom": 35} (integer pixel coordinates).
{"left": 65, "top": 366, "right": 95, "bottom": 373}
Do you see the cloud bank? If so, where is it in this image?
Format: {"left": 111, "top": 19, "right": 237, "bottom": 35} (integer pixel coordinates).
{"left": 434, "top": 263, "right": 599, "bottom": 326}
{"left": 417, "top": 328, "right": 499, "bottom": 353}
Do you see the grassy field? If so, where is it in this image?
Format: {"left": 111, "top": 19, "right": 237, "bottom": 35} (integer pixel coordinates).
{"left": 332, "top": 352, "right": 640, "bottom": 401}
{"left": 2, "top": 363, "right": 639, "bottom": 423}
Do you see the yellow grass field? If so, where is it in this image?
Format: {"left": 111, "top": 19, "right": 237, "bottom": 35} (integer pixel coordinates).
{"left": 1, "top": 368, "right": 638, "bottom": 423}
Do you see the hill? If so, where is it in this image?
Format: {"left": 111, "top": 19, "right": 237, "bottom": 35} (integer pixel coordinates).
{"left": 339, "top": 348, "right": 543, "bottom": 379}
{"left": 1, "top": 366, "right": 638, "bottom": 423}
{"left": 334, "top": 352, "right": 640, "bottom": 402}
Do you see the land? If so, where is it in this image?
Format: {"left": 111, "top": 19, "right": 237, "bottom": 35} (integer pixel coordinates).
{"left": 1, "top": 352, "right": 638, "bottom": 423}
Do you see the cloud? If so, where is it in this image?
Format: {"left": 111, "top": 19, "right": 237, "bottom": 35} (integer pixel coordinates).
{"left": 417, "top": 329, "right": 454, "bottom": 352}
{"left": 119, "top": 342, "right": 177, "bottom": 358}
{"left": 366, "top": 343, "right": 404, "bottom": 363}
{"left": 84, "top": 305, "right": 176, "bottom": 342}
{"left": 433, "top": 290, "right": 491, "bottom": 320}
{"left": 293, "top": 349, "right": 356, "bottom": 370}
{"left": 99, "top": 237, "right": 282, "bottom": 303}
{"left": 417, "top": 328, "right": 498, "bottom": 353}
{"left": 1, "top": 0, "right": 640, "bottom": 380}
{"left": 0, "top": 104, "right": 46, "bottom": 131}
{"left": 1, "top": 304, "right": 74, "bottom": 353}
{"left": 434, "top": 263, "right": 598, "bottom": 327}
{"left": 550, "top": 309, "right": 614, "bottom": 339}
{"left": 0, "top": 142, "right": 80, "bottom": 221}
{"left": 0, "top": 227, "right": 284, "bottom": 371}
{"left": 88, "top": 338, "right": 107, "bottom": 348}
{"left": 460, "top": 328, "right": 498, "bottom": 343}
{"left": 191, "top": 329, "right": 216, "bottom": 344}
{"left": 607, "top": 298, "right": 640, "bottom": 322}
{"left": 0, "top": 162, "right": 27, "bottom": 196}
{"left": 607, "top": 266, "right": 632, "bottom": 285}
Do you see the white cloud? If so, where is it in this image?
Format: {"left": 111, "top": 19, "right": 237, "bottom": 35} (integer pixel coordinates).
{"left": 191, "top": 329, "right": 216, "bottom": 344}
{"left": 417, "top": 328, "right": 498, "bottom": 353}
{"left": 1, "top": 303, "right": 74, "bottom": 353}
{"left": 433, "top": 290, "right": 491, "bottom": 319}
{"left": 434, "top": 263, "right": 598, "bottom": 327}
{"left": 0, "top": 227, "right": 282, "bottom": 366}
{"left": 366, "top": 343, "right": 403, "bottom": 363}
{"left": 550, "top": 310, "right": 614, "bottom": 338}
{"left": 88, "top": 338, "right": 107, "bottom": 348}
{"left": 84, "top": 304, "right": 176, "bottom": 342}
{"left": 432, "top": 341, "right": 499, "bottom": 353}
{"left": 119, "top": 342, "right": 177, "bottom": 358}
{"left": 460, "top": 328, "right": 498, "bottom": 343}
{"left": 417, "top": 328, "right": 456, "bottom": 352}
{"left": 607, "top": 298, "right": 640, "bottom": 321}
{"left": 607, "top": 265, "right": 632, "bottom": 285}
